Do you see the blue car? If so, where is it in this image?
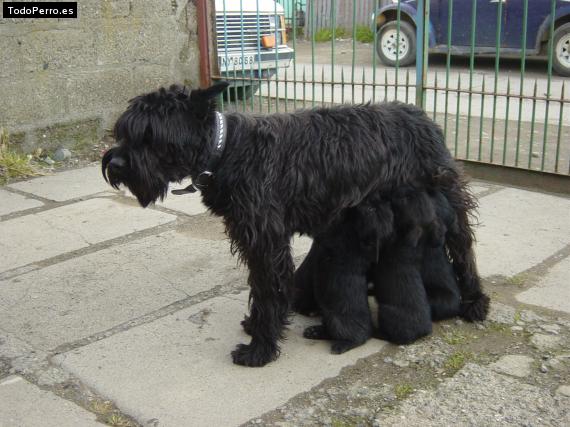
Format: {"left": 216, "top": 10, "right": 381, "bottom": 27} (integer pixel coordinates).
{"left": 374, "top": 0, "right": 570, "bottom": 76}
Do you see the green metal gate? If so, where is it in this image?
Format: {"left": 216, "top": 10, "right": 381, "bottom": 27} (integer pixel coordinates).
{"left": 210, "top": 0, "right": 569, "bottom": 176}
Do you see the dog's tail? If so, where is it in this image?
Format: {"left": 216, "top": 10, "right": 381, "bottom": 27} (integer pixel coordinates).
{"left": 435, "top": 167, "right": 490, "bottom": 322}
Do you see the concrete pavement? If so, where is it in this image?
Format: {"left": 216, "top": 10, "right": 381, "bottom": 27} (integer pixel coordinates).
{"left": 1, "top": 165, "right": 569, "bottom": 426}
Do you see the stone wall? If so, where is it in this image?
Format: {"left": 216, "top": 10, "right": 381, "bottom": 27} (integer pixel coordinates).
{"left": 0, "top": 0, "right": 200, "bottom": 154}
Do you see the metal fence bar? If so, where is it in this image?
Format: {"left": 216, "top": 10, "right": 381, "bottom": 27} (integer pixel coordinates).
{"left": 330, "top": 0, "right": 336, "bottom": 105}
{"left": 465, "top": 0, "right": 477, "bottom": 159}
{"left": 555, "top": 83, "right": 565, "bottom": 173}
{"left": 351, "top": 0, "right": 357, "bottom": 104}
{"left": 443, "top": 0, "right": 453, "bottom": 142}
{"left": 395, "top": 0, "right": 401, "bottom": 102}
{"left": 490, "top": 0, "right": 503, "bottom": 163}
{"left": 502, "top": 78, "right": 511, "bottom": 165}
{"left": 515, "top": 0, "right": 529, "bottom": 167}
{"left": 478, "top": 77, "right": 486, "bottom": 162}
{"left": 415, "top": 0, "right": 429, "bottom": 108}
{"left": 372, "top": 0, "right": 379, "bottom": 103}
{"left": 311, "top": 1, "right": 316, "bottom": 107}
{"left": 541, "top": 0, "right": 557, "bottom": 171}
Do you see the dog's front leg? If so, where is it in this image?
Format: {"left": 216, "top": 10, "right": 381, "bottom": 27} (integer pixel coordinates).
{"left": 231, "top": 236, "right": 294, "bottom": 367}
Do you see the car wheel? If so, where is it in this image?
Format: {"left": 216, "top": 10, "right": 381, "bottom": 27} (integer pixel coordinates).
{"left": 376, "top": 21, "right": 416, "bottom": 67}
{"left": 553, "top": 23, "right": 570, "bottom": 77}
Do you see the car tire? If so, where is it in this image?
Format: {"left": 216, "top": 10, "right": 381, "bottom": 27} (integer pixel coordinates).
{"left": 552, "top": 23, "right": 570, "bottom": 77}
{"left": 376, "top": 21, "right": 416, "bottom": 67}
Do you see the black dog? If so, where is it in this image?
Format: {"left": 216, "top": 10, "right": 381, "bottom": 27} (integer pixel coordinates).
{"left": 102, "top": 82, "right": 488, "bottom": 366}
{"left": 372, "top": 189, "right": 434, "bottom": 344}
{"left": 422, "top": 190, "right": 461, "bottom": 321}
{"left": 299, "top": 199, "right": 393, "bottom": 353}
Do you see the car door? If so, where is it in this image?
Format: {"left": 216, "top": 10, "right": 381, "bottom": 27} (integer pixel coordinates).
{"left": 436, "top": 0, "right": 507, "bottom": 49}
{"left": 503, "top": 0, "right": 552, "bottom": 51}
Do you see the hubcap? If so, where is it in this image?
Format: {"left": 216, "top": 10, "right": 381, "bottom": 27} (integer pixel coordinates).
{"left": 381, "top": 29, "right": 409, "bottom": 61}
{"left": 556, "top": 33, "right": 570, "bottom": 69}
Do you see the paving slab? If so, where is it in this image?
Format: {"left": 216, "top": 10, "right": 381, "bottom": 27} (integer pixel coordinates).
{"left": 470, "top": 183, "right": 491, "bottom": 196}
{"left": 56, "top": 293, "right": 386, "bottom": 427}
{"left": 0, "top": 197, "right": 175, "bottom": 273}
{"left": 0, "top": 188, "right": 43, "bottom": 216}
{"left": 0, "top": 230, "right": 243, "bottom": 350}
{"left": 0, "top": 376, "right": 100, "bottom": 427}
{"left": 516, "top": 256, "right": 570, "bottom": 314}
{"left": 376, "top": 363, "right": 570, "bottom": 426}
{"left": 475, "top": 188, "right": 570, "bottom": 277}
{"left": 117, "top": 179, "right": 209, "bottom": 216}
{"left": 8, "top": 166, "right": 110, "bottom": 201}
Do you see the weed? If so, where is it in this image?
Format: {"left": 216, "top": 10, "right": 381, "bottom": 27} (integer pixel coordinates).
{"left": 443, "top": 351, "right": 473, "bottom": 375}
{"left": 394, "top": 383, "right": 414, "bottom": 399}
{"left": 355, "top": 25, "right": 374, "bottom": 43}
{"left": 314, "top": 27, "right": 349, "bottom": 42}
{"left": 89, "top": 400, "right": 114, "bottom": 414}
{"left": 443, "top": 330, "right": 468, "bottom": 345}
{"left": 487, "top": 322, "right": 509, "bottom": 333}
{"left": 0, "top": 128, "right": 39, "bottom": 184}
{"left": 505, "top": 274, "right": 526, "bottom": 287}
{"left": 331, "top": 416, "right": 369, "bottom": 427}
{"left": 105, "top": 413, "right": 135, "bottom": 427}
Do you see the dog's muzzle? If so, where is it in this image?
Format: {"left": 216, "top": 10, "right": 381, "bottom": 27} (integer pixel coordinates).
{"left": 102, "top": 148, "right": 127, "bottom": 189}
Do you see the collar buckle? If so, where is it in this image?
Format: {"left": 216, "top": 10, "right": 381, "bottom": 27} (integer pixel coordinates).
{"left": 171, "top": 112, "right": 226, "bottom": 196}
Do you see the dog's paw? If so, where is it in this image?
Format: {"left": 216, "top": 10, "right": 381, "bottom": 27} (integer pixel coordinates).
{"left": 231, "top": 343, "right": 278, "bottom": 367}
{"left": 303, "top": 325, "right": 328, "bottom": 340}
{"left": 241, "top": 315, "right": 252, "bottom": 336}
{"left": 460, "top": 292, "right": 490, "bottom": 322}
{"left": 330, "top": 340, "right": 359, "bottom": 354}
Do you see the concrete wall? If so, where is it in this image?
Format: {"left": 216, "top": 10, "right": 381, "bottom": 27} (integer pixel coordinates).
{"left": 0, "top": 0, "right": 200, "bottom": 154}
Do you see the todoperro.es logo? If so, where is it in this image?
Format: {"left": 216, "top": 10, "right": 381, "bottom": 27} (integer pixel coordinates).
{"left": 3, "top": 2, "right": 77, "bottom": 18}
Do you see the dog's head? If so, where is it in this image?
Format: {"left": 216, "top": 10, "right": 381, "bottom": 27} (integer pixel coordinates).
{"left": 102, "top": 81, "right": 229, "bottom": 207}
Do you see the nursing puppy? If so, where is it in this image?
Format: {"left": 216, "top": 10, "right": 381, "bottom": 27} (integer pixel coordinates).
{"left": 299, "top": 199, "right": 394, "bottom": 354}
{"left": 372, "top": 189, "right": 434, "bottom": 345}
{"left": 422, "top": 190, "right": 461, "bottom": 321}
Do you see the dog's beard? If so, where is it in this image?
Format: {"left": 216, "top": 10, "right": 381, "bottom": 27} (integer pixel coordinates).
{"left": 102, "top": 147, "right": 169, "bottom": 208}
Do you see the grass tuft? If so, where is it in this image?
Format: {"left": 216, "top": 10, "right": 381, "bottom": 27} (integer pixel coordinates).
{"left": 0, "top": 128, "right": 39, "bottom": 184}
{"left": 443, "top": 330, "right": 468, "bottom": 345}
{"left": 355, "top": 25, "right": 374, "bottom": 43}
{"left": 394, "top": 383, "right": 414, "bottom": 399}
{"left": 505, "top": 274, "right": 526, "bottom": 287}
{"left": 314, "top": 27, "right": 349, "bottom": 42}
{"left": 443, "top": 351, "right": 473, "bottom": 375}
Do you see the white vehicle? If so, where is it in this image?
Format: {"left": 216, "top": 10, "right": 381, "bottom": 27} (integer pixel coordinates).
{"left": 215, "top": 0, "right": 294, "bottom": 98}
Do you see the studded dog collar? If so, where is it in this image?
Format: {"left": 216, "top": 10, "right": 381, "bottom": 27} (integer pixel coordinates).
{"left": 172, "top": 111, "right": 227, "bottom": 195}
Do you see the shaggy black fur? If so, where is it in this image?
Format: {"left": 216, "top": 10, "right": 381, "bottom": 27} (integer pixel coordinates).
{"left": 372, "top": 188, "right": 434, "bottom": 344}
{"left": 102, "top": 82, "right": 488, "bottom": 366}
{"left": 422, "top": 190, "right": 461, "bottom": 321}
{"left": 298, "top": 199, "right": 393, "bottom": 354}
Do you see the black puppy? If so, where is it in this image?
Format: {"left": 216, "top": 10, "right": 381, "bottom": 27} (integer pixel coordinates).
{"left": 372, "top": 189, "right": 434, "bottom": 345}
{"left": 422, "top": 190, "right": 461, "bottom": 321}
{"left": 298, "top": 200, "right": 394, "bottom": 354}
{"left": 102, "top": 82, "right": 487, "bottom": 366}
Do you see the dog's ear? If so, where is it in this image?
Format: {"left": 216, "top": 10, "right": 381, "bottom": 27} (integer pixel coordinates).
{"left": 190, "top": 81, "right": 230, "bottom": 101}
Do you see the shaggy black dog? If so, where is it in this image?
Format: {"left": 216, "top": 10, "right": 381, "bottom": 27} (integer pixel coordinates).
{"left": 422, "top": 190, "right": 461, "bottom": 321}
{"left": 298, "top": 199, "right": 393, "bottom": 354}
{"left": 102, "top": 82, "right": 488, "bottom": 366}
{"left": 372, "top": 188, "right": 434, "bottom": 344}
